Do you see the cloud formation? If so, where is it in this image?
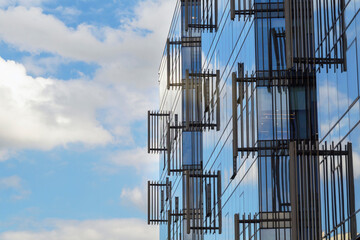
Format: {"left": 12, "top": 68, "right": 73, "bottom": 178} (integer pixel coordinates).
{"left": 0, "top": 57, "right": 112, "bottom": 151}
{"left": 0, "top": 0, "right": 176, "bottom": 156}
{"left": 0, "top": 218, "right": 158, "bottom": 240}
{"left": 0, "top": 175, "right": 30, "bottom": 200}
{"left": 121, "top": 186, "right": 147, "bottom": 212}
{"left": 0, "top": 0, "right": 175, "bottom": 88}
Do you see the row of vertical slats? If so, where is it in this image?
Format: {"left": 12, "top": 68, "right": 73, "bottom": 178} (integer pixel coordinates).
{"left": 285, "top": 0, "right": 315, "bottom": 71}
{"left": 230, "top": 0, "right": 254, "bottom": 20}
{"left": 285, "top": 0, "right": 346, "bottom": 72}
{"left": 148, "top": 180, "right": 171, "bottom": 225}
{"left": 184, "top": 70, "right": 220, "bottom": 132}
{"left": 184, "top": 0, "right": 217, "bottom": 32}
{"left": 320, "top": 142, "right": 357, "bottom": 240}
{"left": 167, "top": 116, "right": 184, "bottom": 175}
{"left": 184, "top": 170, "right": 222, "bottom": 234}
{"left": 148, "top": 111, "right": 170, "bottom": 153}
{"left": 235, "top": 212, "right": 293, "bottom": 240}
{"left": 271, "top": 28, "right": 286, "bottom": 71}
{"left": 289, "top": 141, "right": 322, "bottom": 240}
{"left": 167, "top": 37, "right": 201, "bottom": 90}
{"left": 231, "top": 63, "right": 257, "bottom": 179}
{"left": 168, "top": 198, "right": 183, "bottom": 240}
{"left": 167, "top": 38, "right": 182, "bottom": 90}
{"left": 314, "top": 0, "right": 347, "bottom": 72}
{"left": 289, "top": 141, "right": 357, "bottom": 240}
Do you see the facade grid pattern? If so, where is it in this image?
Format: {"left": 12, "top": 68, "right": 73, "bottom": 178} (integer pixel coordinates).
{"left": 147, "top": 0, "right": 360, "bottom": 239}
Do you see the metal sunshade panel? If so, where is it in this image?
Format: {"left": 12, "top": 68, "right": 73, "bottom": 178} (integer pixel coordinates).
{"left": 318, "top": 142, "right": 357, "bottom": 240}
{"left": 148, "top": 111, "right": 170, "bottom": 154}
{"left": 285, "top": 0, "right": 347, "bottom": 72}
{"left": 148, "top": 179, "right": 172, "bottom": 225}
{"left": 184, "top": 69, "right": 221, "bottom": 132}
{"left": 167, "top": 37, "right": 201, "bottom": 90}
{"left": 234, "top": 212, "right": 291, "bottom": 240}
{"left": 230, "top": 1, "right": 284, "bottom": 20}
{"left": 184, "top": 0, "right": 218, "bottom": 32}
{"left": 168, "top": 197, "right": 184, "bottom": 240}
{"left": 289, "top": 141, "right": 357, "bottom": 240}
{"left": 231, "top": 63, "right": 257, "bottom": 179}
{"left": 183, "top": 170, "right": 222, "bottom": 234}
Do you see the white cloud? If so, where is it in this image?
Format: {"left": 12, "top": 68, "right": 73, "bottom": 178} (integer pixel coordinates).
{"left": 0, "top": 57, "right": 112, "bottom": 153}
{"left": 54, "top": 6, "right": 81, "bottom": 17}
{"left": 98, "top": 147, "right": 159, "bottom": 174}
{"left": 0, "top": 176, "right": 31, "bottom": 200}
{"left": 121, "top": 186, "right": 147, "bottom": 212}
{"left": 0, "top": 218, "right": 158, "bottom": 240}
{"left": 0, "top": 176, "right": 22, "bottom": 189}
{"left": 21, "top": 55, "right": 67, "bottom": 76}
{"left": 0, "top": 0, "right": 176, "bottom": 158}
{"left": 0, "top": 1, "right": 176, "bottom": 87}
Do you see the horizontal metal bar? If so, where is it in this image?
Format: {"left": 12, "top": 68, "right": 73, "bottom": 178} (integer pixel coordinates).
{"left": 169, "top": 40, "right": 201, "bottom": 45}
{"left": 149, "top": 183, "right": 168, "bottom": 187}
{"left": 170, "top": 213, "right": 186, "bottom": 217}
{"left": 238, "top": 218, "right": 291, "bottom": 224}
{"left": 188, "top": 173, "right": 218, "bottom": 178}
{"left": 149, "top": 220, "right": 168, "bottom": 223}
{"left": 187, "top": 24, "right": 217, "bottom": 29}
{"left": 234, "top": 8, "right": 284, "bottom": 15}
{"left": 188, "top": 73, "right": 217, "bottom": 77}
{"left": 189, "top": 227, "right": 221, "bottom": 230}
{"left": 149, "top": 113, "right": 171, "bottom": 117}
{"left": 149, "top": 148, "right": 168, "bottom": 151}
{"left": 293, "top": 58, "right": 344, "bottom": 64}
{"left": 238, "top": 146, "right": 288, "bottom": 152}
{"left": 300, "top": 149, "right": 349, "bottom": 156}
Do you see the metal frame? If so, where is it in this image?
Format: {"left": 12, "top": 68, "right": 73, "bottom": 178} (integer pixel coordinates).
{"left": 289, "top": 141, "right": 357, "bottom": 240}
{"left": 148, "top": 179, "right": 172, "bottom": 225}
{"left": 284, "top": 0, "right": 347, "bottom": 72}
{"left": 234, "top": 212, "right": 291, "bottom": 240}
{"left": 184, "top": 0, "right": 218, "bottom": 32}
{"left": 231, "top": 63, "right": 256, "bottom": 179}
{"left": 183, "top": 170, "right": 222, "bottom": 234}
{"left": 167, "top": 37, "right": 201, "bottom": 90}
{"left": 184, "top": 69, "right": 220, "bottom": 132}
{"left": 148, "top": 111, "right": 170, "bottom": 154}
{"left": 230, "top": 2, "right": 284, "bottom": 20}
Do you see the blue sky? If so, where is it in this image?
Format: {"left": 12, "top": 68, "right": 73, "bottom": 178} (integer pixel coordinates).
{"left": 0, "top": 0, "right": 176, "bottom": 239}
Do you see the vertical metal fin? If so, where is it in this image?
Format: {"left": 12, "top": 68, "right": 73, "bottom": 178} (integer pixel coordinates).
{"left": 347, "top": 143, "right": 357, "bottom": 238}
{"left": 289, "top": 141, "right": 299, "bottom": 239}
{"left": 217, "top": 170, "right": 222, "bottom": 234}
{"left": 234, "top": 214, "right": 239, "bottom": 240}
{"left": 147, "top": 181, "right": 150, "bottom": 225}
{"left": 232, "top": 72, "right": 238, "bottom": 179}
{"left": 167, "top": 122, "right": 171, "bottom": 176}
{"left": 285, "top": 0, "right": 293, "bottom": 69}
{"left": 230, "top": 0, "right": 235, "bottom": 20}
{"left": 186, "top": 70, "right": 190, "bottom": 131}
{"left": 167, "top": 38, "right": 170, "bottom": 89}
{"left": 186, "top": 170, "right": 190, "bottom": 234}
{"left": 216, "top": 70, "right": 220, "bottom": 131}
{"left": 185, "top": 0, "right": 189, "bottom": 32}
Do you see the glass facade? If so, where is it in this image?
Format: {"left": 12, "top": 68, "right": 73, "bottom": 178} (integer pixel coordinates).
{"left": 147, "top": 0, "right": 360, "bottom": 239}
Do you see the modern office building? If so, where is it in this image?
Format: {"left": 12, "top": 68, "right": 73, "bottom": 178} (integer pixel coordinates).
{"left": 147, "top": 0, "right": 360, "bottom": 239}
